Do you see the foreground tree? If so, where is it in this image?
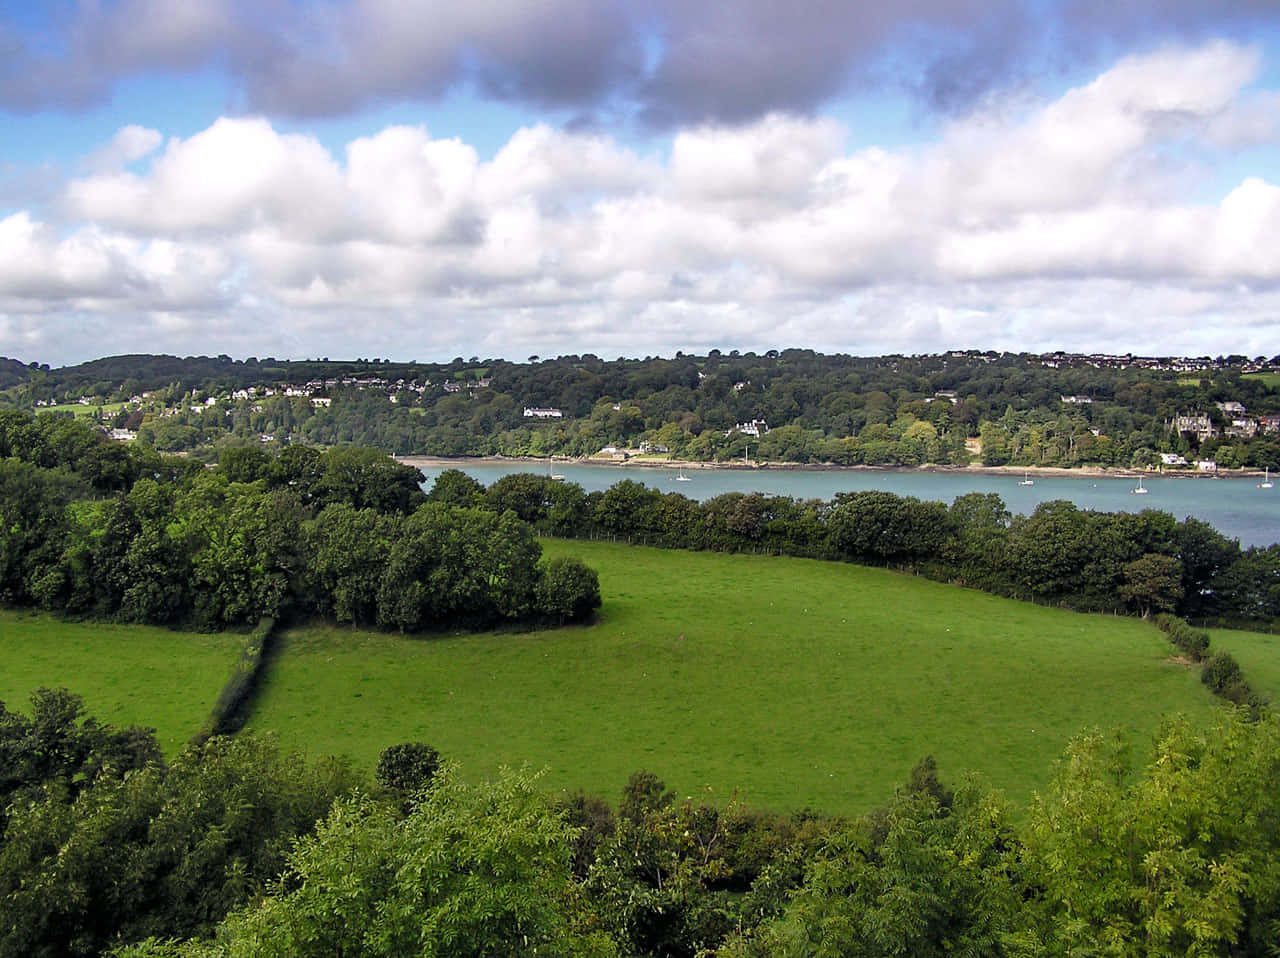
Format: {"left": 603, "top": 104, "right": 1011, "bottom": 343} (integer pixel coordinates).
{"left": 1025, "top": 713, "right": 1280, "bottom": 956}
{"left": 133, "top": 768, "right": 616, "bottom": 957}
{"left": 722, "top": 777, "right": 1037, "bottom": 957}
{"left": 0, "top": 726, "right": 356, "bottom": 957}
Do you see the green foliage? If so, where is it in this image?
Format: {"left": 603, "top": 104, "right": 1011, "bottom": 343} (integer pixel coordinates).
{"left": 0, "top": 733, "right": 357, "bottom": 957}
{"left": 1, "top": 416, "right": 593, "bottom": 637}
{"left": 1119, "top": 553, "right": 1184, "bottom": 617}
{"left": 1201, "top": 650, "right": 1244, "bottom": 693}
{"left": 312, "top": 445, "right": 426, "bottom": 513}
{"left": 588, "top": 771, "right": 815, "bottom": 956}
{"left": 536, "top": 556, "right": 601, "bottom": 623}
{"left": 216, "top": 446, "right": 270, "bottom": 483}
{"left": 826, "top": 490, "right": 954, "bottom": 565}
{"left": 1154, "top": 613, "right": 1211, "bottom": 662}
{"left": 426, "top": 466, "right": 485, "bottom": 507}
{"left": 302, "top": 504, "right": 394, "bottom": 625}
{"left": 179, "top": 487, "right": 305, "bottom": 629}
{"left": 376, "top": 503, "right": 544, "bottom": 631}
{"left": 375, "top": 742, "right": 441, "bottom": 796}
{"left": 0, "top": 687, "right": 161, "bottom": 811}
{"left": 0, "top": 457, "right": 85, "bottom": 604}
{"left": 1025, "top": 714, "right": 1280, "bottom": 956}
{"left": 181, "top": 767, "right": 616, "bottom": 957}
{"left": 198, "top": 617, "right": 277, "bottom": 740}
{"left": 728, "top": 779, "right": 1036, "bottom": 957}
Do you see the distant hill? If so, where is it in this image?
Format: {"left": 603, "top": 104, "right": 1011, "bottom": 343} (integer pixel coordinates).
{"left": 24, "top": 354, "right": 436, "bottom": 398}
{"left": 0, "top": 357, "right": 33, "bottom": 390}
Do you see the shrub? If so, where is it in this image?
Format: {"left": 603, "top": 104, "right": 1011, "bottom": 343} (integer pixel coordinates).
{"left": 376, "top": 742, "right": 442, "bottom": 795}
{"left": 1201, "top": 651, "right": 1243, "bottom": 693}
{"left": 536, "top": 556, "right": 601, "bottom": 623}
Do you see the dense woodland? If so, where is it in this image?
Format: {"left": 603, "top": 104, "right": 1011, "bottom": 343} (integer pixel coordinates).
{"left": 5, "top": 350, "right": 1280, "bottom": 468}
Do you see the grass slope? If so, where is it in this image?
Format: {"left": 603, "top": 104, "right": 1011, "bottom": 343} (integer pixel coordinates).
{"left": 1209, "top": 627, "right": 1280, "bottom": 702}
{"left": 0, "top": 610, "right": 243, "bottom": 753}
{"left": 247, "top": 541, "right": 1218, "bottom": 814}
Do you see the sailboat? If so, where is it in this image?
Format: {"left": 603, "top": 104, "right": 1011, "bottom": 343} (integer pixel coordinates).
{"left": 1260, "top": 467, "right": 1273, "bottom": 490}
{"left": 674, "top": 466, "right": 692, "bottom": 482}
{"left": 1018, "top": 471, "right": 1034, "bottom": 486}
{"left": 1130, "top": 477, "right": 1149, "bottom": 495}
{"left": 548, "top": 459, "right": 564, "bottom": 481}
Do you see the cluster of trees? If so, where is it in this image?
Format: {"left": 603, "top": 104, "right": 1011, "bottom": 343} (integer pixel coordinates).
{"left": 446, "top": 471, "right": 1280, "bottom": 627}
{"left": 8, "top": 351, "right": 1280, "bottom": 468}
{"left": 0, "top": 411, "right": 599, "bottom": 633}
{"left": 3, "top": 692, "right": 1279, "bottom": 957}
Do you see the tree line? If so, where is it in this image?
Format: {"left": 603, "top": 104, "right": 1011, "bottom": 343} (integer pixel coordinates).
{"left": 441, "top": 470, "right": 1280, "bottom": 629}
{"left": 8, "top": 350, "right": 1280, "bottom": 469}
{"left": 0, "top": 411, "right": 599, "bottom": 634}
{"left": 1, "top": 690, "right": 1278, "bottom": 956}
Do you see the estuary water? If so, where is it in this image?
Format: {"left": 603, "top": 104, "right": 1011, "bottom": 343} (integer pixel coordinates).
{"left": 413, "top": 461, "right": 1280, "bottom": 548}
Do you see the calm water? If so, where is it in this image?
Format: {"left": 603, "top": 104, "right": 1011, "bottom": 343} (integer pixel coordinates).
{"left": 415, "top": 461, "right": 1280, "bottom": 548}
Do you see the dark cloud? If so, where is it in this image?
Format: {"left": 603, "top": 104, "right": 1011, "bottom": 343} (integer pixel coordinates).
{"left": 1, "top": 0, "right": 1275, "bottom": 123}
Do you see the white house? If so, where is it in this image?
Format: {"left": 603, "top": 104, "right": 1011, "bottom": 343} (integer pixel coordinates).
{"left": 523, "top": 407, "right": 563, "bottom": 418}
{"left": 1160, "top": 453, "right": 1188, "bottom": 466}
{"left": 1196, "top": 459, "right": 1218, "bottom": 472}
{"left": 728, "top": 419, "right": 769, "bottom": 437}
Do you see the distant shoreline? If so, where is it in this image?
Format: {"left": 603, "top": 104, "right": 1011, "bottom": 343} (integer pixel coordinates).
{"left": 397, "top": 455, "right": 1264, "bottom": 481}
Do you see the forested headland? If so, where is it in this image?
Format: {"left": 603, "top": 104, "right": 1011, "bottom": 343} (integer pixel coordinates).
{"left": 4, "top": 349, "right": 1280, "bottom": 469}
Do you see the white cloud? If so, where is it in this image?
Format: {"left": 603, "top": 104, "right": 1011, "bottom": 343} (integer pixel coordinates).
{"left": 85, "top": 125, "right": 164, "bottom": 172}
{"left": 6, "top": 41, "right": 1280, "bottom": 364}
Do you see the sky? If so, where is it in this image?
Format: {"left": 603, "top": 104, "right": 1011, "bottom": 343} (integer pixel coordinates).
{"left": 2, "top": 1, "right": 1280, "bottom": 367}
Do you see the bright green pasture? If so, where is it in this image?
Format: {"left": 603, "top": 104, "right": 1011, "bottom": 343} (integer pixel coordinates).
{"left": 0, "top": 610, "right": 242, "bottom": 753}
{"left": 247, "top": 541, "right": 1217, "bottom": 814}
{"left": 1209, "top": 627, "right": 1280, "bottom": 701}
{"left": 35, "top": 401, "right": 125, "bottom": 418}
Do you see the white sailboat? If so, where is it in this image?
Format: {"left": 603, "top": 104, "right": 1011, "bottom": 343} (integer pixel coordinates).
{"left": 1130, "top": 477, "right": 1149, "bottom": 495}
{"left": 548, "top": 459, "right": 564, "bottom": 481}
{"left": 674, "top": 466, "right": 692, "bottom": 482}
{"left": 1260, "top": 467, "right": 1273, "bottom": 490}
{"left": 1018, "top": 471, "right": 1034, "bottom": 486}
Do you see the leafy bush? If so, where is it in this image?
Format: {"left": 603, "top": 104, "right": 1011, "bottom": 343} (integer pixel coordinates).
{"left": 376, "top": 742, "right": 441, "bottom": 796}
{"left": 536, "top": 556, "right": 601, "bottom": 623}
{"left": 1201, "top": 651, "right": 1243, "bottom": 693}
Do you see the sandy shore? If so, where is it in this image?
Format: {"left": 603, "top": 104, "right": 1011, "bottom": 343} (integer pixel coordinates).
{"left": 396, "top": 454, "right": 1262, "bottom": 481}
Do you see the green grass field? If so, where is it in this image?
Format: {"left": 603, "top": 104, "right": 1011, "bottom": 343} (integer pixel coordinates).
{"left": 245, "top": 541, "right": 1219, "bottom": 814}
{"left": 1209, "top": 627, "right": 1280, "bottom": 701}
{"left": 0, "top": 610, "right": 242, "bottom": 752}
{"left": 33, "top": 401, "right": 126, "bottom": 418}
{"left": 1242, "top": 372, "right": 1280, "bottom": 391}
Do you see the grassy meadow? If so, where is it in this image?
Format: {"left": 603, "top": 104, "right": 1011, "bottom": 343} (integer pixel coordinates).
{"left": 0, "top": 610, "right": 242, "bottom": 752}
{"left": 245, "top": 540, "right": 1219, "bottom": 814}
{"left": 34, "top": 400, "right": 127, "bottom": 418}
{"left": 1242, "top": 371, "right": 1280, "bottom": 390}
